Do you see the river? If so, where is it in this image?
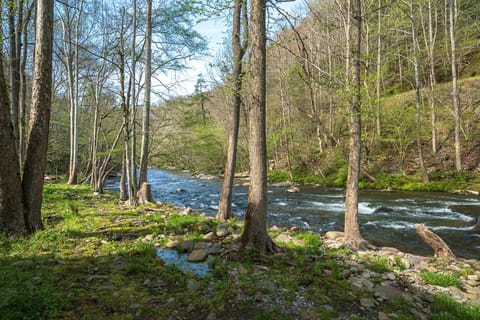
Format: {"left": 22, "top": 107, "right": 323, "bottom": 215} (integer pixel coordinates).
{"left": 106, "top": 168, "right": 480, "bottom": 259}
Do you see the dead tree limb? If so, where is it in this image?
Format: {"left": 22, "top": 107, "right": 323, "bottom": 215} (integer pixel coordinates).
{"left": 415, "top": 224, "right": 456, "bottom": 259}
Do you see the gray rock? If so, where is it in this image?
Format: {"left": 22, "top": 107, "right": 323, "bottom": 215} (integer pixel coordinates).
{"left": 202, "top": 232, "right": 217, "bottom": 241}
{"left": 324, "top": 231, "right": 344, "bottom": 240}
{"left": 187, "top": 249, "right": 208, "bottom": 262}
{"left": 286, "top": 186, "right": 300, "bottom": 193}
{"left": 271, "top": 182, "right": 294, "bottom": 187}
{"left": 166, "top": 240, "right": 179, "bottom": 248}
{"left": 216, "top": 224, "right": 230, "bottom": 237}
{"left": 144, "top": 234, "right": 154, "bottom": 241}
{"left": 207, "top": 243, "right": 222, "bottom": 255}
{"left": 374, "top": 284, "right": 405, "bottom": 301}
{"left": 360, "top": 298, "right": 376, "bottom": 308}
{"left": 178, "top": 240, "right": 194, "bottom": 253}
{"left": 378, "top": 311, "right": 389, "bottom": 320}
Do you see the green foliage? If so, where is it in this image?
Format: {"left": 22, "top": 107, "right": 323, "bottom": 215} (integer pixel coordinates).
{"left": 166, "top": 213, "right": 203, "bottom": 231}
{"left": 420, "top": 270, "right": 462, "bottom": 287}
{"left": 430, "top": 294, "right": 480, "bottom": 320}
{"left": 268, "top": 170, "right": 291, "bottom": 183}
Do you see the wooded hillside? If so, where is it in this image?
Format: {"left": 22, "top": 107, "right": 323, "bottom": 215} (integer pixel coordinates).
{"left": 149, "top": 0, "right": 480, "bottom": 190}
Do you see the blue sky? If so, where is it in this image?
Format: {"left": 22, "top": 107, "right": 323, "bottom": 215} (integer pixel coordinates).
{"left": 166, "top": 0, "right": 306, "bottom": 97}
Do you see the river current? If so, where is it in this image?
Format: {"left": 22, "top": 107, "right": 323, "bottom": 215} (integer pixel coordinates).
{"left": 106, "top": 168, "right": 480, "bottom": 259}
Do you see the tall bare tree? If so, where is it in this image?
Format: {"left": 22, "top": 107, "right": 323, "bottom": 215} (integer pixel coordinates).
{"left": 138, "top": 0, "right": 152, "bottom": 193}
{"left": 344, "top": 0, "right": 367, "bottom": 248}
{"left": 217, "top": 0, "right": 248, "bottom": 222}
{"left": 408, "top": 0, "right": 430, "bottom": 183}
{"left": 240, "top": 0, "right": 279, "bottom": 252}
{"left": 449, "top": 0, "right": 462, "bottom": 171}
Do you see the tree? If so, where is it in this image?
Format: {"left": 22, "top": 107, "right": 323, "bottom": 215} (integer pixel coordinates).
{"left": 0, "top": 0, "right": 54, "bottom": 234}
{"left": 344, "top": 0, "right": 367, "bottom": 248}
{"left": 240, "top": 0, "right": 279, "bottom": 252}
{"left": 217, "top": 0, "right": 248, "bottom": 222}
{"left": 449, "top": 0, "right": 462, "bottom": 171}
{"left": 407, "top": 0, "right": 429, "bottom": 183}
{"left": 138, "top": 0, "right": 152, "bottom": 191}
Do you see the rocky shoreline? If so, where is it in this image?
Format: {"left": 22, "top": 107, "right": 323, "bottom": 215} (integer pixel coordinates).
{"left": 148, "top": 206, "right": 480, "bottom": 318}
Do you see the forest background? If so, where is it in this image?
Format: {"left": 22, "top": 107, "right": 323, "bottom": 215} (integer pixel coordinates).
{"left": 12, "top": 0, "right": 479, "bottom": 192}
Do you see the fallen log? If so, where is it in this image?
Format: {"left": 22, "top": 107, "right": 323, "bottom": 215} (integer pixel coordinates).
{"left": 415, "top": 224, "right": 456, "bottom": 260}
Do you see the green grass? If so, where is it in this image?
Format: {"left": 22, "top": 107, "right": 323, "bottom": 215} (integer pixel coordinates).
{"left": 1, "top": 182, "right": 479, "bottom": 319}
{"left": 430, "top": 294, "right": 480, "bottom": 320}
{"left": 420, "top": 270, "right": 462, "bottom": 287}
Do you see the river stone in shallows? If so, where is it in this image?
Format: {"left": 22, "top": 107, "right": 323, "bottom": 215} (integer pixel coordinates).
{"left": 177, "top": 240, "right": 194, "bottom": 253}
{"left": 286, "top": 186, "right": 300, "bottom": 193}
{"left": 324, "top": 231, "right": 344, "bottom": 240}
{"left": 187, "top": 249, "right": 208, "bottom": 262}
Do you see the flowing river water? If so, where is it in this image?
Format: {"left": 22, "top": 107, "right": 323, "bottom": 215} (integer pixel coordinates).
{"left": 106, "top": 168, "right": 480, "bottom": 259}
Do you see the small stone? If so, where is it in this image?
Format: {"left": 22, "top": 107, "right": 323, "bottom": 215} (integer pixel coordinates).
{"left": 466, "top": 280, "right": 479, "bottom": 287}
{"left": 378, "top": 311, "right": 389, "bottom": 320}
{"left": 176, "top": 188, "right": 185, "bottom": 193}
{"left": 286, "top": 186, "right": 300, "bottom": 193}
{"left": 324, "top": 231, "right": 344, "bottom": 240}
{"left": 202, "top": 232, "right": 217, "bottom": 241}
{"left": 144, "top": 234, "right": 154, "bottom": 241}
{"left": 384, "top": 272, "right": 396, "bottom": 281}
{"left": 374, "top": 285, "right": 405, "bottom": 301}
{"left": 196, "top": 222, "right": 211, "bottom": 233}
{"left": 166, "top": 240, "right": 179, "bottom": 248}
{"left": 216, "top": 224, "right": 230, "bottom": 237}
{"left": 178, "top": 240, "right": 194, "bottom": 253}
{"left": 187, "top": 249, "right": 208, "bottom": 262}
{"left": 207, "top": 243, "right": 222, "bottom": 255}
{"left": 467, "top": 274, "right": 480, "bottom": 281}
{"left": 360, "top": 298, "right": 376, "bottom": 308}
{"left": 275, "top": 233, "right": 292, "bottom": 243}
{"left": 167, "top": 297, "right": 175, "bottom": 303}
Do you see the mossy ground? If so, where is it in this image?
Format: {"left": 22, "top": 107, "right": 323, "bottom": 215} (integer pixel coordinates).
{"left": 1, "top": 183, "right": 479, "bottom": 319}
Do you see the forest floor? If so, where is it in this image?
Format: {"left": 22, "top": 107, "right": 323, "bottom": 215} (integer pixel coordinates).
{"left": 1, "top": 182, "right": 480, "bottom": 320}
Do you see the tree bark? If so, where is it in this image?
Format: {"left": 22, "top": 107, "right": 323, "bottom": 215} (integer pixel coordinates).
{"left": 449, "top": 0, "right": 462, "bottom": 171}
{"left": 139, "top": 0, "right": 152, "bottom": 187}
{"left": 415, "top": 224, "right": 455, "bottom": 259}
{"left": 0, "top": 17, "right": 25, "bottom": 233}
{"left": 217, "top": 0, "right": 246, "bottom": 222}
{"left": 344, "top": 0, "right": 366, "bottom": 248}
{"left": 241, "top": 0, "right": 278, "bottom": 253}
{"left": 22, "top": 0, "right": 54, "bottom": 232}
{"left": 409, "top": 0, "right": 429, "bottom": 183}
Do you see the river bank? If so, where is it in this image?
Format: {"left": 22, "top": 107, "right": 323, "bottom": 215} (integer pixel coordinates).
{"left": 1, "top": 182, "right": 479, "bottom": 319}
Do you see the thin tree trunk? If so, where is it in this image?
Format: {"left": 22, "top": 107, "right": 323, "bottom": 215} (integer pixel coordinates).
{"left": 139, "top": 0, "right": 152, "bottom": 188}
{"left": 375, "top": 0, "right": 382, "bottom": 137}
{"left": 8, "top": 1, "right": 21, "bottom": 153}
{"left": 22, "top": 0, "right": 54, "bottom": 232}
{"left": 409, "top": 0, "right": 429, "bottom": 183}
{"left": 449, "top": 0, "right": 461, "bottom": 171}
{"left": 129, "top": 0, "right": 138, "bottom": 201}
{"left": 19, "top": 2, "right": 33, "bottom": 167}
{"left": 217, "top": 0, "right": 246, "bottom": 222}
{"left": 344, "top": 0, "right": 366, "bottom": 248}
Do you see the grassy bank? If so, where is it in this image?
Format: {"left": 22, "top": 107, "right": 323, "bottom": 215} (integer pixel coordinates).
{"left": 1, "top": 183, "right": 479, "bottom": 319}
{"left": 268, "top": 169, "right": 480, "bottom": 193}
